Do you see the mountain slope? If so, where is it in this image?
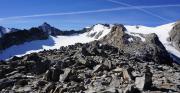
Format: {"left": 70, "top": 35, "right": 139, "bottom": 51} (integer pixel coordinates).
{"left": 0, "top": 23, "right": 179, "bottom": 93}
{"left": 1, "top": 22, "right": 180, "bottom": 63}
{"left": 100, "top": 24, "right": 172, "bottom": 64}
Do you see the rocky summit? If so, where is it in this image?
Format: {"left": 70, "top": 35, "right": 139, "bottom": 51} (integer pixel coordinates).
{"left": 0, "top": 24, "right": 180, "bottom": 93}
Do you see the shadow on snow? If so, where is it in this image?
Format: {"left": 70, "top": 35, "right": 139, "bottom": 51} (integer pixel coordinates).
{"left": 0, "top": 36, "right": 55, "bottom": 60}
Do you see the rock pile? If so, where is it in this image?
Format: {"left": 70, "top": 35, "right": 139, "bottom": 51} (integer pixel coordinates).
{"left": 0, "top": 24, "right": 179, "bottom": 93}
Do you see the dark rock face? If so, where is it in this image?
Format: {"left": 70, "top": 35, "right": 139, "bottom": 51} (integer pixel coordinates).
{"left": 0, "top": 24, "right": 179, "bottom": 93}
{"left": 168, "top": 21, "right": 180, "bottom": 51}
{"left": 38, "top": 22, "right": 63, "bottom": 36}
{"left": 100, "top": 24, "right": 127, "bottom": 48}
{"left": 144, "top": 33, "right": 172, "bottom": 64}
{"left": 0, "top": 28, "right": 49, "bottom": 50}
{"left": 0, "top": 26, "right": 6, "bottom": 37}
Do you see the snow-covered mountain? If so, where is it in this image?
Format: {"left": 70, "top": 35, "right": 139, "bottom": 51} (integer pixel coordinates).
{"left": 0, "top": 22, "right": 180, "bottom": 62}
{"left": 0, "top": 22, "right": 62, "bottom": 38}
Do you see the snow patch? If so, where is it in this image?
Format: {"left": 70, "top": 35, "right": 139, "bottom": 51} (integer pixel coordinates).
{"left": 87, "top": 24, "right": 112, "bottom": 39}
{"left": 126, "top": 32, "right": 146, "bottom": 42}
{"left": 128, "top": 37, "right": 134, "bottom": 42}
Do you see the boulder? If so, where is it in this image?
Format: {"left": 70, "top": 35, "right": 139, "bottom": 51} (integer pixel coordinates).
{"left": 135, "top": 76, "right": 145, "bottom": 91}
{"left": 124, "top": 84, "right": 141, "bottom": 93}
{"left": 110, "top": 76, "right": 122, "bottom": 88}
{"left": 15, "top": 86, "right": 32, "bottom": 92}
{"left": 36, "top": 80, "right": 47, "bottom": 87}
{"left": 123, "top": 69, "right": 133, "bottom": 83}
{"left": 93, "top": 64, "right": 108, "bottom": 73}
{"left": 15, "top": 79, "right": 28, "bottom": 87}
{"left": 103, "top": 60, "right": 113, "bottom": 70}
{"left": 0, "top": 79, "right": 15, "bottom": 90}
{"left": 135, "top": 66, "right": 152, "bottom": 90}
{"left": 32, "top": 59, "right": 50, "bottom": 75}
{"left": 42, "top": 82, "right": 55, "bottom": 93}
{"left": 43, "top": 67, "right": 63, "bottom": 81}
{"left": 59, "top": 68, "right": 71, "bottom": 82}
{"left": 53, "top": 85, "right": 63, "bottom": 93}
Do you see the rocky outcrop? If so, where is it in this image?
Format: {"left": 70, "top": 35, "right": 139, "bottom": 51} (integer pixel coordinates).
{"left": 168, "top": 21, "right": 180, "bottom": 51}
{"left": 100, "top": 24, "right": 172, "bottom": 64}
{"left": 100, "top": 24, "right": 127, "bottom": 48}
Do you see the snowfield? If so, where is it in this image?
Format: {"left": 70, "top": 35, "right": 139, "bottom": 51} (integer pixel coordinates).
{"left": 0, "top": 23, "right": 180, "bottom": 62}
{"left": 0, "top": 33, "right": 95, "bottom": 60}
{"left": 0, "top": 24, "right": 111, "bottom": 60}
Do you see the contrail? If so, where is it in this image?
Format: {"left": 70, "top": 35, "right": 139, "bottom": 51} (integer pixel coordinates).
{"left": 106, "top": 0, "right": 172, "bottom": 22}
{"left": 0, "top": 4, "right": 180, "bottom": 21}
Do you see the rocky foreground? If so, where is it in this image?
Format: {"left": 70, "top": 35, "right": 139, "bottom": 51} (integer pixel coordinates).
{"left": 0, "top": 24, "right": 180, "bottom": 93}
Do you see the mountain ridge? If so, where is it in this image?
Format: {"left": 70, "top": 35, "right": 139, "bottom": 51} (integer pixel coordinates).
{"left": 0, "top": 22, "right": 180, "bottom": 64}
{"left": 0, "top": 22, "right": 88, "bottom": 51}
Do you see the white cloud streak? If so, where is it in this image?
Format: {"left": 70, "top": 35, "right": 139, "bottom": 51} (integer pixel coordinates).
{"left": 106, "top": 0, "right": 173, "bottom": 22}
{"left": 0, "top": 4, "right": 180, "bottom": 21}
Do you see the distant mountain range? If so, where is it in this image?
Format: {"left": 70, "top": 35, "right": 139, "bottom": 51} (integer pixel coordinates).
{"left": 0, "top": 22, "right": 88, "bottom": 51}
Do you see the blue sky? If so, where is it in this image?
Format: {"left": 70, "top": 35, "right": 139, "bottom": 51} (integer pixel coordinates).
{"left": 0, "top": 0, "right": 180, "bottom": 30}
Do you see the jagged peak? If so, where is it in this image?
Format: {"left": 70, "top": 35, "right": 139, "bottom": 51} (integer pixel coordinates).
{"left": 39, "top": 22, "right": 52, "bottom": 28}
